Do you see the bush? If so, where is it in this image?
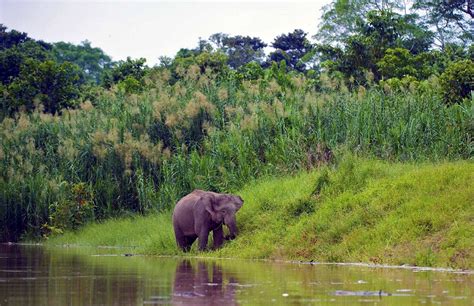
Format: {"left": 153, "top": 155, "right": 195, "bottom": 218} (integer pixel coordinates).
{"left": 439, "top": 59, "right": 474, "bottom": 105}
{"left": 43, "top": 182, "right": 95, "bottom": 237}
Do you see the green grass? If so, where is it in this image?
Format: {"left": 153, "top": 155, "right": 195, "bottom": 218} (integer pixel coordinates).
{"left": 47, "top": 157, "right": 474, "bottom": 269}
{"left": 48, "top": 210, "right": 178, "bottom": 255}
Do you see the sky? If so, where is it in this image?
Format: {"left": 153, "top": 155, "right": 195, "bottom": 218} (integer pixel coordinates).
{"left": 0, "top": 0, "right": 329, "bottom": 66}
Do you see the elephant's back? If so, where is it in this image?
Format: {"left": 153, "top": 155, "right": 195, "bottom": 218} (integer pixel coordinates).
{"left": 174, "top": 192, "right": 201, "bottom": 210}
{"left": 172, "top": 192, "right": 200, "bottom": 231}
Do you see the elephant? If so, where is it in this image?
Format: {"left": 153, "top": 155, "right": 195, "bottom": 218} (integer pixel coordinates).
{"left": 172, "top": 260, "right": 238, "bottom": 305}
{"left": 172, "top": 190, "right": 244, "bottom": 252}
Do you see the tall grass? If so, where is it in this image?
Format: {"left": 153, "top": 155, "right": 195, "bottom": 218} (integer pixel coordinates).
{"left": 1, "top": 69, "right": 472, "bottom": 240}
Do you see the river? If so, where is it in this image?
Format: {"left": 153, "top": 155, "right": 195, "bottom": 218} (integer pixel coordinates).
{"left": 0, "top": 244, "right": 472, "bottom": 305}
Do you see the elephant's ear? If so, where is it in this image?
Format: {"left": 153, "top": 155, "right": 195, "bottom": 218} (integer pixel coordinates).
{"left": 233, "top": 195, "right": 244, "bottom": 211}
{"left": 202, "top": 194, "right": 223, "bottom": 223}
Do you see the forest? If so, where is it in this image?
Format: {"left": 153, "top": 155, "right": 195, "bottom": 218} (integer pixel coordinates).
{"left": 0, "top": 0, "right": 473, "bottom": 250}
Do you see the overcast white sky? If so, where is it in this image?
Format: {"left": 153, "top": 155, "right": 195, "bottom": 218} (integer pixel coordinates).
{"left": 0, "top": 0, "right": 329, "bottom": 65}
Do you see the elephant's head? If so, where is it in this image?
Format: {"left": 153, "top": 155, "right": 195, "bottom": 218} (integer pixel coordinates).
{"left": 204, "top": 193, "right": 244, "bottom": 239}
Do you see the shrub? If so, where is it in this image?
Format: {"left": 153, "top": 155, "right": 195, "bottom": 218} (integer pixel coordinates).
{"left": 439, "top": 59, "right": 474, "bottom": 105}
{"left": 43, "top": 182, "right": 95, "bottom": 237}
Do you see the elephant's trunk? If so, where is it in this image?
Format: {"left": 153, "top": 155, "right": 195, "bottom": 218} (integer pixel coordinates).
{"left": 224, "top": 214, "right": 238, "bottom": 239}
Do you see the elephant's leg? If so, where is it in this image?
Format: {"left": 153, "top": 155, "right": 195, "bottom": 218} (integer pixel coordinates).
{"left": 212, "top": 225, "right": 224, "bottom": 249}
{"left": 174, "top": 226, "right": 188, "bottom": 251}
{"left": 198, "top": 228, "right": 210, "bottom": 251}
{"left": 184, "top": 235, "right": 197, "bottom": 252}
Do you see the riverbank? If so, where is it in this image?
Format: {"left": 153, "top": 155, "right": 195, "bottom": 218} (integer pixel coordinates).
{"left": 47, "top": 157, "right": 474, "bottom": 269}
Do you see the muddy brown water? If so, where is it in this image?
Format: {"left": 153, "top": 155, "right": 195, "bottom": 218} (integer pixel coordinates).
{"left": 0, "top": 244, "right": 472, "bottom": 305}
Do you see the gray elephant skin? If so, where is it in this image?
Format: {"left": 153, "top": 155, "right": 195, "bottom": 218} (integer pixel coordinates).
{"left": 172, "top": 190, "right": 244, "bottom": 252}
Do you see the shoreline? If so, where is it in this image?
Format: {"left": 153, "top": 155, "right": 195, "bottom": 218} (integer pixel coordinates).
{"left": 6, "top": 243, "right": 472, "bottom": 275}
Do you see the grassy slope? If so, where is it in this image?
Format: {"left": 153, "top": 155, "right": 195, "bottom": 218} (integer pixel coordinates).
{"left": 47, "top": 157, "right": 474, "bottom": 269}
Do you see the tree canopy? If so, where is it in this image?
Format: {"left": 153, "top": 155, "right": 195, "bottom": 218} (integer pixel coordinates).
{"left": 52, "top": 40, "right": 112, "bottom": 83}
{"left": 1, "top": 0, "right": 473, "bottom": 119}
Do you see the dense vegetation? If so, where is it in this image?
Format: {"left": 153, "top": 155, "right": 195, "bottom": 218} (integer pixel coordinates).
{"left": 1, "top": 0, "right": 473, "bottom": 245}
{"left": 48, "top": 158, "right": 474, "bottom": 269}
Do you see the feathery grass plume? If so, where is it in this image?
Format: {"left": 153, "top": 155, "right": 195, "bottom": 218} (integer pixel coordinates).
{"left": 173, "top": 83, "right": 187, "bottom": 98}
{"left": 292, "top": 75, "right": 305, "bottom": 90}
{"left": 186, "top": 64, "right": 201, "bottom": 81}
{"left": 165, "top": 113, "right": 179, "bottom": 128}
{"left": 234, "top": 89, "right": 246, "bottom": 103}
{"left": 162, "top": 147, "right": 171, "bottom": 160}
{"left": 176, "top": 65, "right": 186, "bottom": 78}
{"left": 148, "top": 141, "right": 164, "bottom": 165}
{"left": 319, "top": 73, "right": 334, "bottom": 91}
{"left": 160, "top": 69, "right": 171, "bottom": 83}
{"left": 58, "top": 138, "right": 78, "bottom": 160}
{"left": 339, "top": 81, "right": 349, "bottom": 93}
{"left": 243, "top": 81, "right": 260, "bottom": 96}
{"left": 80, "top": 101, "right": 94, "bottom": 111}
{"left": 240, "top": 113, "right": 258, "bottom": 132}
{"left": 152, "top": 100, "right": 165, "bottom": 121}
{"left": 197, "top": 75, "right": 211, "bottom": 88}
{"left": 365, "top": 70, "right": 375, "bottom": 85}
{"left": 25, "top": 137, "right": 35, "bottom": 155}
{"left": 91, "top": 130, "right": 109, "bottom": 160}
{"left": 130, "top": 106, "right": 140, "bottom": 116}
{"left": 266, "top": 80, "right": 281, "bottom": 96}
{"left": 217, "top": 88, "right": 228, "bottom": 101}
{"left": 184, "top": 100, "right": 200, "bottom": 119}
{"left": 224, "top": 105, "right": 243, "bottom": 122}
{"left": 22, "top": 160, "right": 33, "bottom": 175}
{"left": 1, "top": 117, "right": 14, "bottom": 137}
{"left": 189, "top": 91, "right": 216, "bottom": 127}
{"left": 16, "top": 112, "right": 31, "bottom": 132}
{"left": 261, "top": 103, "right": 277, "bottom": 123}
{"left": 273, "top": 98, "right": 285, "bottom": 118}
{"left": 357, "top": 86, "right": 366, "bottom": 100}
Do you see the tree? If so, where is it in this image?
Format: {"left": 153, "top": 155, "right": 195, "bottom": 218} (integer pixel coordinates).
{"left": 315, "top": 9, "right": 434, "bottom": 83}
{"left": 220, "top": 35, "right": 267, "bottom": 69}
{"left": 0, "top": 25, "right": 85, "bottom": 115}
{"left": 236, "top": 61, "right": 265, "bottom": 80}
{"left": 168, "top": 40, "right": 229, "bottom": 81}
{"left": 5, "top": 59, "right": 83, "bottom": 114}
{"left": 158, "top": 56, "right": 173, "bottom": 69}
{"left": 207, "top": 33, "right": 267, "bottom": 69}
{"left": 359, "top": 10, "right": 432, "bottom": 57}
{"left": 268, "top": 29, "right": 312, "bottom": 72}
{"left": 414, "top": 0, "right": 474, "bottom": 48}
{"left": 209, "top": 33, "right": 229, "bottom": 50}
{"left": 0, "top": 24, "right": 30, "bottom": 50}
{"left": 315, "top": 0, "right": 406, "bottom": 45}
{"left": 101, "top": 57, "right": 148, "bottom": 89}
{"left": 396, "top": 13, "right": 434, "bottom": 54}
{"left": 52, "top": 40, "right": 112, "bottom": 83}
{"left": 377, "top": 47, "right": 417, "bottom": 79}
{"left": 0, "top": 37, "right": 52, "bottom": 85}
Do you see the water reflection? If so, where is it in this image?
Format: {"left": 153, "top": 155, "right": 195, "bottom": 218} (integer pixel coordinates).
{"left": 172, "top": 260, "right": 238, "bottom": 305}
{"left": 0, "top": 244, "right": 472, "bottom": 306}
{"left": 0, "top": 244, "right": 175, "bottom": 305}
